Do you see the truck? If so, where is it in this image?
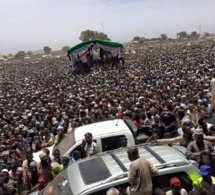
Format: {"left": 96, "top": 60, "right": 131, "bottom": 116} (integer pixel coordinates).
{"left": 34, "top": 119, "right": 149, "bottom": 162}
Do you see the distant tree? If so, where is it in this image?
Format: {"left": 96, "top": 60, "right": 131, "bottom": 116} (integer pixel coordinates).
{"left": 160, "top": 34, "right": 168, "bottom": 40}
{"left": 62, "top": 46, "right": 70, "bottom": 53}
{"left": 138, "top": 37, "right": 146, "bottom": 43}
{"left": 15, "top": 51, "right": 25, "bottom": 59}
{"left": 204, "top": 32, "right": 210, "bottom": 37}
{"left": 2, "top": 55, "right": 7, "bottom": 59}
{"left": 177, "top": 31, "right": 188, "bottom": 39}
{"left": 97, "top": 32, "right": 110, "bottom": 40}
{"left": 190, "top": 31, "right": 199, "bottom": 38}
{"left": 79, "top": 30, "right": 110, "bottom": 41}
{"left": 79, "top": 30, "right": 96, "bottom": 41}
{"left": 150, "top": 38, "right": 160, "bottom": 41}
{"left": 168, "top": 38, "right": 173, "bottom": 41}
{"left": 186, "top": 34, "right": 192, "bottom": 39}
{"left": 133, "top": 36, "right": 141, "bottom": 41}
{"left": 43, "top": 46, "right": 51, "bottom": 54}
{"left": 26, "top": 51, "right": 33, "bottom": 56}
{"left": 8, "top": 54, "right": 13, "bottom": 57}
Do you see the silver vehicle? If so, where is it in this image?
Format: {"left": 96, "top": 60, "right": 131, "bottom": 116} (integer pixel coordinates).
{"left": 30, "top": 144, "right": 201, "bottom": 195}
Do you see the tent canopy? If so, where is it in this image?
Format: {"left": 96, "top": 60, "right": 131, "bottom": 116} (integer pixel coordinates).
{"left": 67, "top": 39, "right": 123, "bottom": 56}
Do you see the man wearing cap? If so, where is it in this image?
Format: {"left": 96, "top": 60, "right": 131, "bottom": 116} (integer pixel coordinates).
{"left": 1, "top": 168, "right": 16, "bottom": 189}
{"left": 193, "top": 165, "right": 215, "bottom": 194}
{"left": 54, "top": 126, "right": 66, "bottom": 144}
{"left": 0, "top": 170, "right": 17, "bottom": 195}
{"left": 0, "top": 151, "right": 9, "bottom": 164}
{"left": 177, "top": 119, "right": 192, "bottom": 136}
{"left": 202, "top": 97, "right": 210, "bottom": 113}
{"left": 186, "top": 129, "right": 214, "bottom": 166}
{"left": 82, "top": 132, "right": 100, "bottom": 157}
{"left": 166, "top": 177, "right": 188, "bottom": 195}
{"left": 0, "top": 172, "right": 7, "bottom": 194}
{"left": 62, "top": 154, "right": 70, "bottom": 168}
{"left": 119, "top": 137, "right": 128, "bottom": 148}
{"left": 106, "top": 187, "right": 120, "bottom": 195}
{"left": 59, "top": 154, "right": 70, "bottom": 171}
{"left": 177, "top": 108, "right": 191, "bottom": 129}
{"left": 26, "top": 161, "right": 39, "bottom": 190}
{"left": 22, "top": 151, "right": 34, "bottom": 172}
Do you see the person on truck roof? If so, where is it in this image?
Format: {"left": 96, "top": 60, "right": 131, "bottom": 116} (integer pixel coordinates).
{"left": 127, "top": 146, "right": 158, "bottom": 195}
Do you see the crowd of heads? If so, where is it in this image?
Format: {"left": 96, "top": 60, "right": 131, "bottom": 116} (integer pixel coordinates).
{"left": 0, "top": 38, "right": 214, "bottom": 194}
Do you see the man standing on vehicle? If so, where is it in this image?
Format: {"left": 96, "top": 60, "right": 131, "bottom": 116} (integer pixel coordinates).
{"left": 127, "top": 146, "right": 158, "bottom": 195}
{"left": 82, "top": 132, "right": 101, "bottom": 157}
{"left": 193, "top": 165, "right": 215, "bottom": 194}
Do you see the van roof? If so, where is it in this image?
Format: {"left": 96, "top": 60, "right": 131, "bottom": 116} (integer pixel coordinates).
{"left": 75, "top": 119, "right": 130, "bottom": 142}
{"left": 68, "top": 144, "right": 193, "bottom": 195}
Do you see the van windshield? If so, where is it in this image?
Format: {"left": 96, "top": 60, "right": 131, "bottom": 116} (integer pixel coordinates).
{"left": 41, "top": 166, "right": 73, "bottom": 195}
{"left": 53, "top": 131, "right": 76, "bottom": 155}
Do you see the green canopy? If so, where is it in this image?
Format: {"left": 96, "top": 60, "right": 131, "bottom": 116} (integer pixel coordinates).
{"left": 67, "top": 39, "right": 123, "bottom": 56}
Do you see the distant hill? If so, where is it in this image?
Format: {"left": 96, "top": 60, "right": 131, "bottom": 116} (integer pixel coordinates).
{"left": 32, "top": 49, "right": 44, "bottom": 55}
{"left": 51, "top": 50, "right": 64, "bottom": 56}
{"left": 32, "top": 50, "right": 65, "bottom": 56}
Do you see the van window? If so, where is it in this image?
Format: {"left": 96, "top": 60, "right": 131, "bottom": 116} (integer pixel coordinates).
{"left": 101, "top": 135, "right": 125, "bottom": 151}
{"left": 79, "top": 157, "right": 111, "bottom": 185}
{"left": 88, "top": 172, "right": 193, "bottom": 195}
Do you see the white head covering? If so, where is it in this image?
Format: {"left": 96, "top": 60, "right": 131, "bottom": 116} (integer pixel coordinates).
{"left": 106, "top": 188, "right": 120, "bottom": 195}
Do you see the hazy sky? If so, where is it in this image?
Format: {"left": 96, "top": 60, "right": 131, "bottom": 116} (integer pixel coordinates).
{"left": 1, "top": 0, "right": 215, "bottom": 55}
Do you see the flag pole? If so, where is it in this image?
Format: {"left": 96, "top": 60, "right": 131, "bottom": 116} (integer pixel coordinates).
{"left": 102, "top": 22, "right": 104, "bottom": 33}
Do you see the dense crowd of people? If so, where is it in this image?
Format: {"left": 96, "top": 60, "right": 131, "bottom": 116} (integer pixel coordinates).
{"left": 0, "top": 39, "right": 215, "bottom": 194}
